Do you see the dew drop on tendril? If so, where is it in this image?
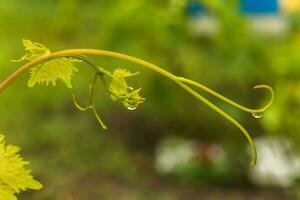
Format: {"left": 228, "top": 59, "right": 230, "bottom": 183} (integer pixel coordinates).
{"left": 127, "top": 106, "right": 137, "bottom": 111}
{"left": 252, "top": 112, "right": 263, "bottom": 119}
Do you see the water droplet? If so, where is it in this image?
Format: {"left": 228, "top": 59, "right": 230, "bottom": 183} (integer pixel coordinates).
{"left": 128, "top": 87, "right": 134, "bottom": 91}
{"left": 127, "top": 106, "right": 137, "bottom": 111}
{"left": 252, "top": 112, "right": 263, "bottom": 119}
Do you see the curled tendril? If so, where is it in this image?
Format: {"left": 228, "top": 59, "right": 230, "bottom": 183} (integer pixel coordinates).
{"left": 72, "top": 69, "right": 107, "bottom": 130}
{"left": 0, "top": 44, "right": 275, "bottom": 166}
{"left": 91, "top": 105, "right": 107, "bottom": 130}
{"left": 174, "top": 80, "right": 258, "bottom": 166}
{"left": 72, "top": 93, "right": 89, "bottom": 111}
{"left": 170, "top": 80, "right": 274, "bottom": 166}
{"left": 177, "top": 77, "right": 274, "bottom": 114}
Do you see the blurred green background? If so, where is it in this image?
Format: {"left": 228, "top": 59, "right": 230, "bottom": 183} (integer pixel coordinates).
{"left": 1, "top": 0, "right": 300, "bottom": 199}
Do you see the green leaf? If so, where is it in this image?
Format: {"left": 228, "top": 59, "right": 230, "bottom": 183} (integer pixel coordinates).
{"left": 0, "top": 185, "right": 17, "bottom": 200}
{"left": 14, "top": 39, "right": 80, "bottom": 88}
{"left": 13, "top": 39, "right": 50, "bottom": 62}
{"left": 0, "top": 134, "right": 42, "bottom": 200}
{"left": 108, "top": 68, "right": 145, "bottom": 110}
{"left": 28, "top": 57, "right": 80, "bottom": 88}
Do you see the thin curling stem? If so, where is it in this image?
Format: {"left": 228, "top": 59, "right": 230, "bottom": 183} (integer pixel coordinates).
{"left": 72, "top": 94, "right": 89, "bottom": 111}
{"left": 0, "top": 48, "right": 274, "bottom": 165}
{"left": 174, "top": 80, "right": 257, "bottom": 166}
{"left": 69, "top": 54, "right": 112, "bottom": 77}
{"left": 72, "top": 73, "right": 108, "bottom": 130}
{"left": 67, "top": 54, "right": 107, "bottom": 111}
{"left": 91, "top": 105, "right": 107, "bottom": 130}
{"left": 69, "top": 57, "right": 108, "bottom": 129}
{"left": 89, "top": 72, "right": 107, "bottom": 130}
{"left": 177, "top": 77, "right": 274, "bottom": 114}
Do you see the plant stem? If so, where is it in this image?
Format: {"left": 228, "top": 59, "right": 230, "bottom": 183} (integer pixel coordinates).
{"left": 0, "top": 49, "right": 274, "bottom": 165}
{"left": 177, "top": 77, "right": 274, "bottom": 114}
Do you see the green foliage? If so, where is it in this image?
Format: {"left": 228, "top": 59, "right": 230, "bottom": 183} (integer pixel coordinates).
{"left": 108, "top": 68, "right": 145, "bottom": 110}
{"left": 12, "top": 39, "right": 147, "bottom": 130}
{"left": 0, "top": 39, "right": 274, "bottom": 166}
{"left": 0, "top": 1, "right": 288, "bottom": 198}
{"left": 13, "top": 39, "right": 49, "bottom": 62}
{"left": 28, "top": 57, "right": 80, "bottom": 88}
{"left": 15, "top": 39, "right": 146, "bottom": 110}
{"left": 14, "top": 39, "right": 80, "bottom": 88}
{"left": 0, "top": 134, "right": 42, "bottom": 200}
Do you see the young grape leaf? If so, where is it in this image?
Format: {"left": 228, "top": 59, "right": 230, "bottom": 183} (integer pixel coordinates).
{"left": 28, "top": 57, "right": 80, "bottom": 88}
{"left": 0, "top": 134, "right": 42, "bottom": 200}
{"left": 14, "top": 39, "right": 80, "bottom": 88}
{"left": 13, "top": 39, "right": 50, "bottom": 62}
{"left": 108, "top": 68, "right": 145, "bottom": 109}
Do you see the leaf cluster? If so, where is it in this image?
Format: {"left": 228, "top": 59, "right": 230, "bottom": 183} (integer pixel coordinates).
{"left": 108, "top": 68, "right": 145, "bottom": 110}
{"left": 14, "top": 39, "right": 80, "bottom": 88}
{"left": 0, "top": 134, "right": 42, "bottom": 200}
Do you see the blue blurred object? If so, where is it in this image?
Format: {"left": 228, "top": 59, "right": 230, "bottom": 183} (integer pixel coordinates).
{"left": 187, "top": 0, "right": 280, "bottom": 16}
{"left": 186, "top": 0, "right": 287, "bottom": 37}
{"left": 187, "top": 2, "right": 206, "bottom": 17}
{"left": 240, "top": 0, "right": 279, "bottom": 14}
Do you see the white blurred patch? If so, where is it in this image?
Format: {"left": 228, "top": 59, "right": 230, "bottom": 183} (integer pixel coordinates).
{"left": 188, "top": 14, "right": 289, "bottom": 38}
{"left": 188, "top": 15, "right": 219, "bottom": 37}
{"left": 250, "top": 137, "right": 300, "bottom": 187}
{"left": 247, "top": 15, "right": 289, "bottom": 37}
{"left": 154, "top": 138, "right": 196, "bottom": 174}
{"left": 154, "top": 137, "right": 227, "bottom": 175}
